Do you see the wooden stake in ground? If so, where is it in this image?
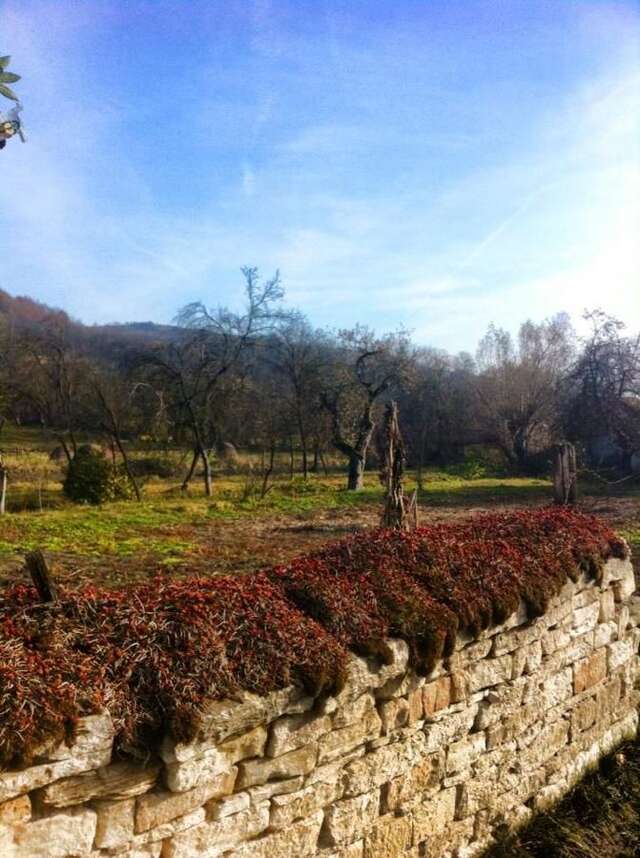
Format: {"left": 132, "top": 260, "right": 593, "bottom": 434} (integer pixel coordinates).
{"left": 553, "top": 441, "right": 578, "bottom": 505}
{"left": 378, "top": 400, "right": 416, "bottom": 530}
{"left": 0, "top": 453, "right": 7, "bottom": 515}
{"left": 25, "top": 550, "right": 58, "bottom": 603}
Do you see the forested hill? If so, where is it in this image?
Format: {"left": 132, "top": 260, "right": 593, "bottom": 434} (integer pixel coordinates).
{"left": 0, "top": 288, "right": 179, "bottom": 349}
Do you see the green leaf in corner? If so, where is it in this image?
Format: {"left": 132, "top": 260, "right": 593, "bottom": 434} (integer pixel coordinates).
{"left": 0, "top": 57, "right": 11, "bottom": 71}
{"left": 0, "top": 73, "right": 20, "bottom": 84}
{"left": 0, "top": 83, "right": 18, "bottom": 101}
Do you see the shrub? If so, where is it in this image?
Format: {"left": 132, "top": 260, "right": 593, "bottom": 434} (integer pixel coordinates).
{"left": 63, "top": 446, "right": 134, "bottom": 504}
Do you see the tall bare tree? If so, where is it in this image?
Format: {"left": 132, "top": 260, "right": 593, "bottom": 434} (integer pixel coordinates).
{"left": 147, "top": 267, "right": 285, "bottom": 496}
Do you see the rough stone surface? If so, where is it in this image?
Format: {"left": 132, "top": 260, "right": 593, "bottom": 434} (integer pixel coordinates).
{"left": 39, "top": 760, "right": 161, "bottom": 808}
{"left": 13, "top": 807, "right": 97, "bottom": 858}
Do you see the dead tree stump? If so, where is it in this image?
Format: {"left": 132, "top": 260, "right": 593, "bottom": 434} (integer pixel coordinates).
{"left": 378, "top": 401, "right": 416, "bottom": 530}
{"left": 553, "top": 442, "right": 578, "bottom": 505}
{"left": 25, "top": 550, "right": 58, "bottom": 603}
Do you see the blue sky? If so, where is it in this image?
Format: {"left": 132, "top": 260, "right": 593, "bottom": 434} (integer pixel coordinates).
{"left": 0, "top": 0, "right": 638, "bottom": 352}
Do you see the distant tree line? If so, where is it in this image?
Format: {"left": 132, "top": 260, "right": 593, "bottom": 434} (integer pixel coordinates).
{"left": 0, "top": 277, "right": 638, "bottom": 496}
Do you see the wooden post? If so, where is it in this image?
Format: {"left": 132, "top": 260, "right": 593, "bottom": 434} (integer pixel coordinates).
{"left": 379, "top": 401, "right": 415, "bottom": 530}
{"left": 553, "top": 442, "right": 578, "bottom": 505}
{"left": 0, "top": 454, "right": 7, "bottom": 515}
{"left": 25, "top": 550, "right": 58, "bottom": 603}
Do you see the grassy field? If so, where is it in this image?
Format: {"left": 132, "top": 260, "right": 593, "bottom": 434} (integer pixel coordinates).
{"left": 0, "top": 429, "right": 638, "bottom": 589}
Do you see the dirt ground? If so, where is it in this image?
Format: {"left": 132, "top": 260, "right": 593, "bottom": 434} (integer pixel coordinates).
{"left": 2, "top": 491, "right": 638, "bottom": 591}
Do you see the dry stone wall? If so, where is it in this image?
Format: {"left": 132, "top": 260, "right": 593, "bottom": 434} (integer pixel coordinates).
{"left": 1, "top": 556, "right": 638, "bottom": 858}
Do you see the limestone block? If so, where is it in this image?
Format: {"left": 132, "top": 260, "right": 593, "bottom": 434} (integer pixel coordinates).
{"left": 382, "top": 752, "right": 443, "bottom": 812}
{"left": 267, "top": 712, "right": 331, "bottom": 757}
{"left": 207, "top": 791, "right": 250, "bottom": 820}
{"left": 270, "top": 776, "right": 343, "bottom": 828}
{"left": 595, "top": 621, "right": 617, "bottom": 648}
{"left": 466, "top": 655, "right": 512, "bottom": 693}
{"left": 130, "top": 806, "right": 205, "bottom": 846}
{"left": 320, "top": 789, "right": 380, "bottom": 848}
{"left": 511, "top": 640, "right": 542, "bottom": 679}
{"left": 0, "top": 743, "right": 113, "bottom": 804}
{"left": 596, "top": 676, "right": 622, "bottom": 722}
{"left": 456, "top": 768, "right": 499, "bottom": 817}
{"left": 323, "top": 840, "right": 364, "bottom": 858}
{"left": 423, "top": 704, "right": 479, "bottom": 753}
{"left": 617, "top": 605, "right": 630, "bottom": 639}
{"left": 236, "top": 743, "right": 317, "bottom": 788}
{"left": 375, "top": 671, "right": 425, "bottom": 701}
{"left": 423, "top": 676, "right": 453, "bottom": 717}
{"left": 574, "top": 649, "right": 607, "bottom": 694}
{"left": 541, "top": 626, "right": 571, "bottom": 657}
{"left": 194, "top": 687, "right": 313, "bottom": 747}
{"left": 474, "top": 679, "right": 526, "bottom": 730}
{"left": 93, "top": 797, "right": 135, "bottom": 849}
{"left": 572, "top": 587, "right": 600, "bottom": 610}
{"left": 571, "top": 695, "right": 598, "bottom": 736}
{"left": 342, "top": 732, "right": 428, "bottom": 798}
{"left": 607, "top": 638, "right": 636, "bottom": 671}
{"left": 164, "top": 752, "right": 234, "bottom": 793}
{"left": 571, "top": 602, "right": 601, "bottom": 637}
{"left": 117, "top": 846, "right": 162, "bottom": 858}
{"left": 599, "top": 589, "right": 616, "bottom": 622}
{"left": 600, "top": 556, "right": 632, "bottom": 587}
{"left": 136, "top": 768, "right": 236, "bottom": 832}
{"left": 0, "top": 795, "right": 30, "bottom": 825}
{"left": 318, "top": 709, "right": 381, "bottom": 764}
{"left": 612, "top": 564, "right": 636, "bottom": 602}
{"left": 161, "top": 725, "right": 266, "bottom": 770}
{"left": 13, "top": 807, "right": 97, "bottom": 858}
{"left": 411, "top": 787, "right": 457, "bottom": 844}
{"left": 332, "top": 693, "right": 377, "bottom": 729}
{"left": 246, "top": 774, "right": 304, "bottom": 803}
{"left": 227, "top": 809, "right": 324, "bottom": 858}
{"left": 490, "top": 618, "right": 545, "bottom": 657}
{"left": 378, "top": 697, "right": 411, "bottom": 734}
{"left": 38, "top": 760, "right": 161, "bottom": 809}
{"left": 446, "top": 733, "right": 486, "bottom": 774}
{"left": 335, "top": 640, "right": 409, "bottom": 704}
{"left": 32, "top": 713, "right": 114, "bottom": 764}
{"left": 363, "top": 813, "right": 412, "bottom": 857}
{"left": 563, "top": 631, "right": 596, "bottom": 666}
{"left": 163, "top": 800, "right": 269, "bottom": 857}
{"left": 542, "top": 666, "right": 573, "bottom": 708}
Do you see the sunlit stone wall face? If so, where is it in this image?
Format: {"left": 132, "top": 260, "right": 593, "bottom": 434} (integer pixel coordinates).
{"left": 0, "top": 556, "right": 638, "bottom": 858}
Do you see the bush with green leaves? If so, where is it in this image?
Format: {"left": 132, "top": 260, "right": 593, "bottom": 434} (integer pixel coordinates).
{"left": 63, "top": 446, "right": 134, "bottom": 505}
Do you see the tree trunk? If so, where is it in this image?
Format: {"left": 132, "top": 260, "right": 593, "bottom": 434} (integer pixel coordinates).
{"left": 347, "top": 453, "right": 365, "bottom": 490}
{"left": 0, "top": 462, "right": 7, "bottom": 515}
{"left": 113, "top": 433, "right": 141, "bottom": 502}
{"left": 553, "top": 442, "right": 577, "bottom": 505}
{"left": 310, "top": 441, "right": 320, "bottom": 473}
{"left": 200, "top": 444, "right": 213, "bottom": 497}
{"left": 289, "top": 437, "right": 295, "bottom": 480}
{"left": 181, "top": 447, "right": 199, "bottom": 491}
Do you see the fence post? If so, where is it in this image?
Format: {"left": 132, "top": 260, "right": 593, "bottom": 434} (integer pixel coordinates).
{"left": 553, "top": 442, "right": 578, "bottom": 505}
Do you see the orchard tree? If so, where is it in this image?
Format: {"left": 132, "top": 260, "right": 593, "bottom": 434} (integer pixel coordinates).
{"left": 564, "top": 311, "right": 640, "bottom": 469}
{"left": 147, "top": 267, "right": 286, "bottom": 496}
{"left": 321, "top": 327, "right": 411, "bottom": 490}
{"left": 475, "top": 314, "right": 574, "bottom": 470}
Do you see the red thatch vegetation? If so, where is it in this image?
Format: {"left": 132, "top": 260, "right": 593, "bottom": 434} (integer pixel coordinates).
{"left": 0, "top": 508, "right": 627, "bottom": 769}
